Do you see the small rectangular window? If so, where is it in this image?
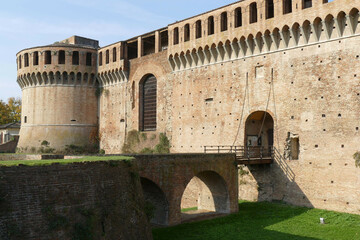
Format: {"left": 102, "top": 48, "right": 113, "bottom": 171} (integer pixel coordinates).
{"left": 24, "top": 116, "right": 27, "bottom": 123}
{"left": 86, "top": 52, "right": 92, "bottom": 66}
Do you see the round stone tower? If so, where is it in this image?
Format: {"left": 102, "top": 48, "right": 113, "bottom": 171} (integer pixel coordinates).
{"left": 16, "top": 36, "right": 99, "bottom": 153}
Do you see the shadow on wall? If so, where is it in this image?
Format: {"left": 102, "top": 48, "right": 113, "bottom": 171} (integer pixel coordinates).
{"left": 242, "top": 148, "right": 313, "bottom": 208}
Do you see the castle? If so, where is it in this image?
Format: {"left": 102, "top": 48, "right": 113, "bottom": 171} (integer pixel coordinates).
{"left": 15, "top": 0, "right": 360, "bottom": 214}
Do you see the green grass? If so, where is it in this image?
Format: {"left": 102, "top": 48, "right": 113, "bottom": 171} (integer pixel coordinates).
{"left": 0, "top": 156, "right": 133, "bottom": 167}
{"left": 153, "top": 201, "right": 360, "bottom": 240}
{"left": 181, "top": 207, "right": 198, "bottom": 213}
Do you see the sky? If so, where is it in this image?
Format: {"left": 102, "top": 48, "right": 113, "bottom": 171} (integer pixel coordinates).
{"left": 0, "top": 0, "right": 238, "bottom": 102}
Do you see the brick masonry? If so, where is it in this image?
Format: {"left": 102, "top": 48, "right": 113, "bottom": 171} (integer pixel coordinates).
{"left": 0, "top": 161, "right": 152, "bottom": 240}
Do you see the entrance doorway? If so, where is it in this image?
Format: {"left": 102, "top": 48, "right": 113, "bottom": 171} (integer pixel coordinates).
{"left": 245, "top": 111, "right": 274, "bottom": 158}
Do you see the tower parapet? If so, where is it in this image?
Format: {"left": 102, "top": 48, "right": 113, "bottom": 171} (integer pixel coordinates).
{"left": 16, "top": 36, "right": 99, "bottom": 153}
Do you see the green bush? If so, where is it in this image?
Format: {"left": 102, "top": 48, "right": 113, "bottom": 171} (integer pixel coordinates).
{"left": 354, "top": 152, "right": 360, "bottom": 168}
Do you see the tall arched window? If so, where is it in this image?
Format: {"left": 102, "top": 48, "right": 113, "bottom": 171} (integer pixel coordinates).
{"left": 140, "top": 75, "right": 157, "bottom": 131}
{"left": 208, "top": 16, "right": 214, "bottom": 35}
{"left": 45, "top": 50, "right": 52, "bottom": 65}
{"left": 58, "top": 50, "right": 65, "bottom": 64}
{"left": 221, "top": 12, "right": 228, "bottom": 32}
{"left": 235, "top": 8, "right": 242, "bottom": 27}
{"left": 18, "top": 56, "right": 21, "bottom": 69}
{"left": 106, "top": 50, "right": 110, "bottom": 64}
{"left": 196, "top": 20, "right": 202, "bottom": 39}
{"left": 184, "top": 24, "right": 190, "bottom": 42}
{"left": 24, "top": 53, "right": 29, "bottom": 67}
{"left": 173, "top": 27, "right": 179, "bottom": 45}
{"left": 99, "top": 52, "right": 103, "bottom": 66}
{"left": 283, "top": 0, "right": 292, "bottom": 14}
{"left": 266, "top": 0, "right": 274, "bottom": 19}
{"left": 33, "top": 51, "right": 39, "bottom": 66}
{"left": 303, "top": 0, "right": 312, "bottom": 9}
{"left": 72, "top": 51, "right": 79, "bottom": 65}
{"left": 249, "top": 2, "right": 258, "bottom": 24}
{"left": 113, "top": 47, "right": 117, "bottom": 62}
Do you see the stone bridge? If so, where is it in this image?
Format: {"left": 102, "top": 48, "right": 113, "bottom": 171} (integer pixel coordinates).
{"left": 133, "top": 153, "right": 239, "bottom": 226}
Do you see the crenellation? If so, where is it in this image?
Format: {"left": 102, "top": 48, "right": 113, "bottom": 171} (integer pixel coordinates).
{"left": 14, "top": 0, "right": 360, "bottom": 214}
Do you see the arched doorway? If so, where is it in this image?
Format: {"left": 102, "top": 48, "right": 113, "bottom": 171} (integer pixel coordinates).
{"left": 139, "top": 74, "right": 157, "bottom": 131}
{"left": 140, "top": 177, "right": 169, "bottom": 226}
{"left": 180, "top": 171, "right": 230, "bottom": 222}
{"left": 244, "top": 111, "right": 274, "bottom": 158}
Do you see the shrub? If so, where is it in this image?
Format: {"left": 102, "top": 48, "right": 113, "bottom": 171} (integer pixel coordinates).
{"left": 354, "top": 152, "right": 360, "bottom": 168}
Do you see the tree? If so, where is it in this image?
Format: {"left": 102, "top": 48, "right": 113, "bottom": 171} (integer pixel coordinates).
{"left": 0, "top": 97, "right": 21, "bottom": 125}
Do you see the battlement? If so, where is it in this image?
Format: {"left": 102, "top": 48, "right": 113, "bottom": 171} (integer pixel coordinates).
{"left": 167, "top": 0, "right": 359, "bottom": 71}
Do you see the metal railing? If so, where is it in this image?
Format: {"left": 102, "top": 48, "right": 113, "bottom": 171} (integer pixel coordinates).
{"left": 204, "top": 145, "right": 274, "bottom": 160}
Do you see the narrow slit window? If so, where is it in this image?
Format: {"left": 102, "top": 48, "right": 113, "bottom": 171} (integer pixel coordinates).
{"left": 58, "top": 50, "right": 65, "bottom": 64}
{"left": 45, "top": 50, "right": 52, "bottom": 64}
{"left": 208, "top": 16, "right": 214, "bottom": 35}
{"left": 184, "top": 24, "right": 190, "bottom": 42}
{"left": 72, "top": 51, "right": 79, "bottom": 65}
{"left": 235, "top": 8, "right": 242, "bottom": 27}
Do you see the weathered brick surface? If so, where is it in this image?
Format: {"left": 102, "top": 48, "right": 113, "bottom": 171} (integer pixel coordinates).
{"left": 133, "top": 153, "right": 238, "bottom": 225}
{"left": 0, "top": 161, "right": 152, "bottom": 240}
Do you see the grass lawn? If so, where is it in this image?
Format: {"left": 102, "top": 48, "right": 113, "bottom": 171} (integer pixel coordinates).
{"left": 0, "top": 156, "right": 133, "bottom": 167}
{"left": 153, "top": 201, "right": 360, "bottom": 240}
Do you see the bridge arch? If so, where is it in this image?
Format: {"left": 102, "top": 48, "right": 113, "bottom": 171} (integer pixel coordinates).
{"left": 140, "top": 177, "right": 169, "bottom": 226}
{"left": 180, "top": 170, "right": 230, "bottom": 221}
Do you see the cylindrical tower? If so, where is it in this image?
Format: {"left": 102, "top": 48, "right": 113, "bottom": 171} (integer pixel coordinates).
{"left": 16, "top": 36, "right": 99, "bottom": 153}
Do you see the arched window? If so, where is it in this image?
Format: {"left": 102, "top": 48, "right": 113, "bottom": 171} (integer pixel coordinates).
{"left": 86, "top": 52, "right": 92, "bottom": 66}
{"left": 106, "top": 50, "right": 109, "bottom": 64}
{"left": 99, "top": 52, "right": 103, "bottom": 66}
{"left": 196, "top": 20, "right": 202, "bottom": 39}
{"left": 173, "top": 27, "right": 179, "bottom": 45}
{"left": 266, "top": 0, "right": 274, "bottom": 19}
{"left": 184, "top": 24, "right": 190, "bottom": 42}
{"left": 33, "top": 51, "right": 39, "bottom": 66}
{"left": 303, "top": 0, "right": 312, "bottom": 9}
{"left": 140, "top": 75, "right": 157, "bottom": 131}
{"left": 208, "top": 16, "right": 215, "bottom": 35}
{"left": 72, "top": 51, "right": 79, "bottom": 65}
{"left": 235, "top": 8, "right": 242, "bottom": 28}
{"left": 24, "top": 53, "right": 29, "bottom": 67}
{"left": 45, "top": 50, "right": 52, "bottom": 65}
{"left": 58, "top": 50, "right": 65, "bottom": 64}
{"left": 283, "top": 0, "right": 292, "bottom": 14}
{"left": 221, "top": 12, "right": 228, "bottom": 32}
{"left": 18, "top": 56, "right": 21, "bottom": 69}
{"left": 249, "top": 2, "right": 258, "bottom": 24}
{"left": 113, "top": 47, "right": 117, "bottom": 62}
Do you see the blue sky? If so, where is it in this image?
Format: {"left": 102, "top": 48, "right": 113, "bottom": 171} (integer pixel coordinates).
{"left": 0, "top": 0, "right": 237, "bottom": 101}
